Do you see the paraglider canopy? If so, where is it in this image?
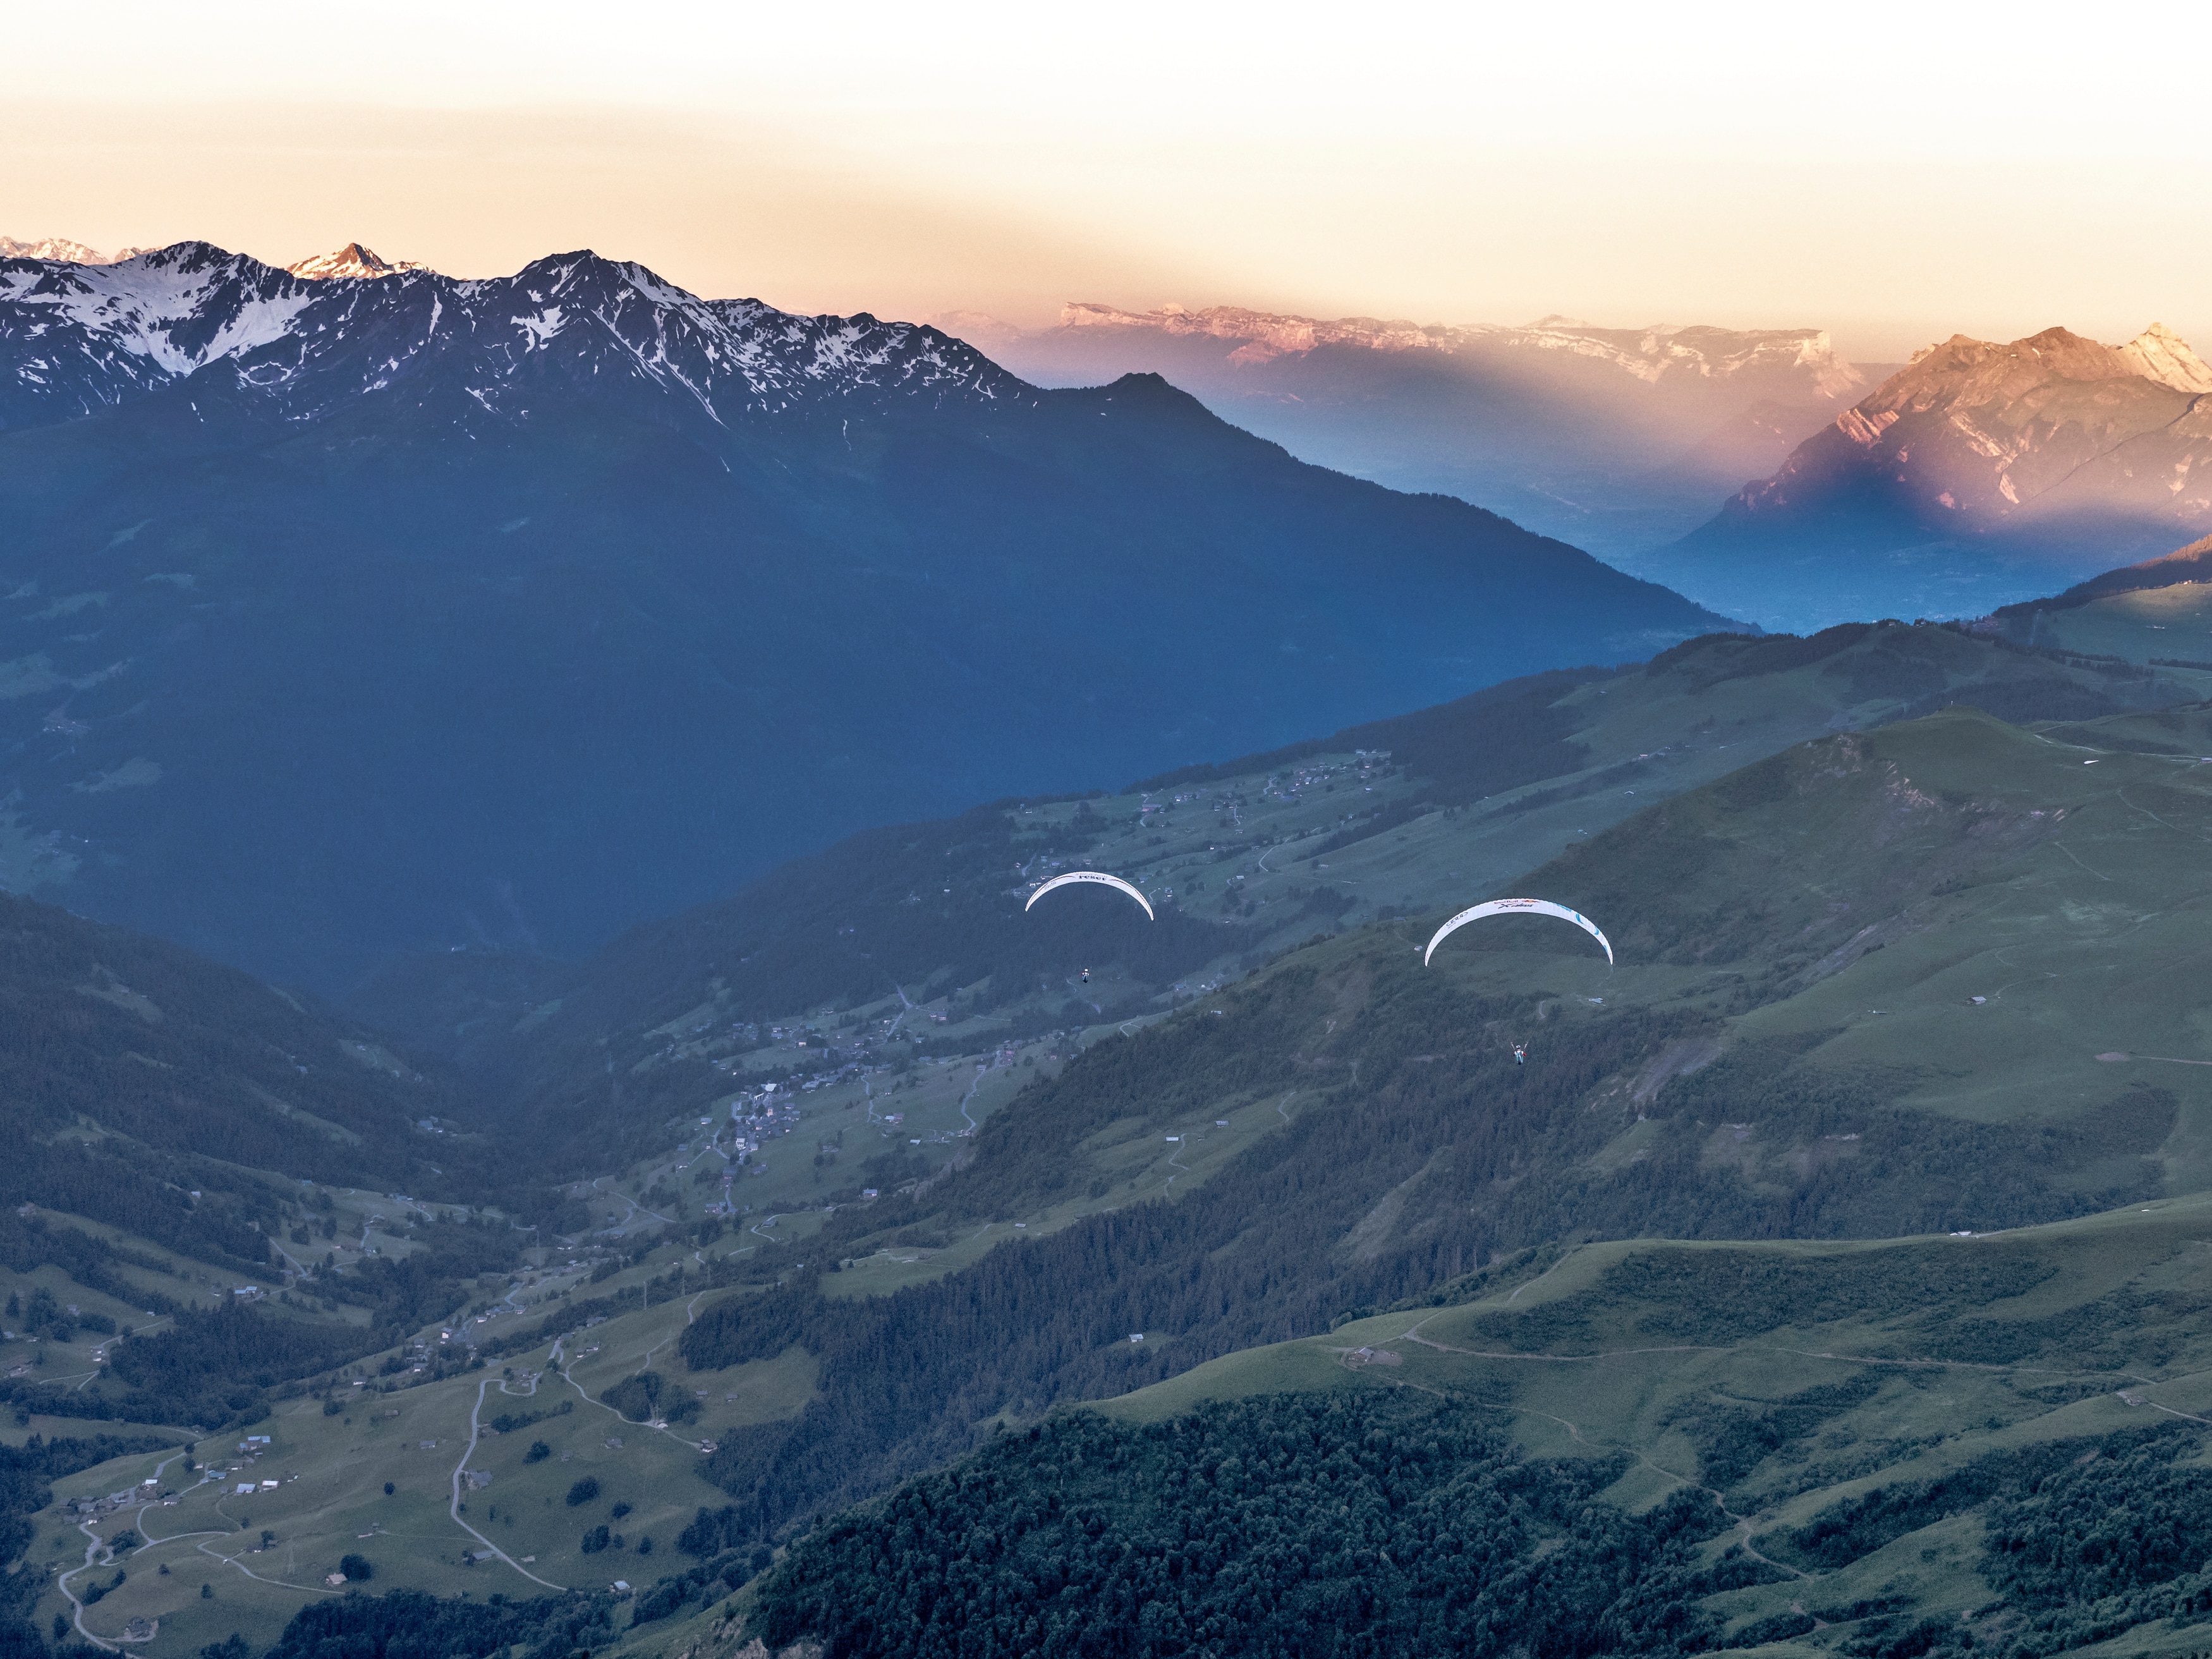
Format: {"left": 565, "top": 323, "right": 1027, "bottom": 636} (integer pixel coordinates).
{"left": 1024, "top": 870, "right": 1155, "bottom": 921}
{"left": 1423, "top": 898, "right": 1613, "bottom": 967}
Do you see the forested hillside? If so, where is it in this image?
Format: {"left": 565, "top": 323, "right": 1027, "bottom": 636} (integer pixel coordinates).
{"left": 746, "top": 1199, "right": 2212, "bottom": 1659}
{"left": 757, "top": 1395, "right": 1741, "bottom": 1659}
{"left": 0, "top": 890, "right": 544, "bottom": 1248}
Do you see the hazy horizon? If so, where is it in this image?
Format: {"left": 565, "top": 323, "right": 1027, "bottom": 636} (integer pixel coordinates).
{"left": 9, "top": 1, "right": 2210, "bottom": 364}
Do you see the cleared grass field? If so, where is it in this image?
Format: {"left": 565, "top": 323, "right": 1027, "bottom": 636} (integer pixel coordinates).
{"left": 13, "top": 1241, "right": 820, "bottom": 1656}
{"left": 2028, "top": 582, "right": 2212, "bottom": 667}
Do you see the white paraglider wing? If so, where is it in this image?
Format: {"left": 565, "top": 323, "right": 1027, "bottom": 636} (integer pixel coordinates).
{"left": 1024, "top": 870, "right": 1156, "bottom": 921}
{"left": 1423, "top": 898, "right": 1612, "bottom": 967}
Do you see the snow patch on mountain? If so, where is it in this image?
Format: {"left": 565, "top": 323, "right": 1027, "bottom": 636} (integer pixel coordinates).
{"left": 0, "top": 236, "right": 150, "bottom": 265}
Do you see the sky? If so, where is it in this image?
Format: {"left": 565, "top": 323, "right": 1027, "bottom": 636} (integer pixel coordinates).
{"left": 7, "top": 0, "right": 2210, "bottom": 361}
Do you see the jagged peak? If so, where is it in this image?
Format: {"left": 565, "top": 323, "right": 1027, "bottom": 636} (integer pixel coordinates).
{"left": 1890, "top": 324, "right": 2212, "bottom": 398}
{"left": 2120, "top": 322, "right": 2212, "bottom": 396}
{"left": 287, "top": 242, "right": 426, "bottom": 281}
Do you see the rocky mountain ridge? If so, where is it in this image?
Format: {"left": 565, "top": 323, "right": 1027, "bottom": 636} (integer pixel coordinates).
{"left": 0, "top": 234, "right": 150, "bottom": 264}
{"left": 0, "top": 239, "right": 1016, "bottom": 435}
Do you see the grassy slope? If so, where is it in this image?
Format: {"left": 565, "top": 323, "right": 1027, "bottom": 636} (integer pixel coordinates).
{"left": 2014, "top": 581, "right": 2212, "bottom": 667}
{"left": 8, "top": 1227, "right": 806, "bottom": 1655}
{"left": 1524, "top": 705, "right": 2212, "bottom": 1178}
{"left": 1092, "top": 1194, "right": 2212, "bottom": 1658}
{"left": 835, "top": 702, "right": 2212, "bottom": 1261}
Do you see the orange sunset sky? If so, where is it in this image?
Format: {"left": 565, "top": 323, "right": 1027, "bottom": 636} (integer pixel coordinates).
{"left": 7, "top": 0, "right": 2208, "bottom": 362}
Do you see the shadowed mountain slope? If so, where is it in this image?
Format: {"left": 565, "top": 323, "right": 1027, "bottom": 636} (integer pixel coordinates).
{"left": 0, "top": 243, "right": 1730, "bottom": 990}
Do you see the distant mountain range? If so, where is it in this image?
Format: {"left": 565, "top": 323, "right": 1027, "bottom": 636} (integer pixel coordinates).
{"left": 938, "top": 301, "right": 1883, "bottom": 562}
{"left": 0, "top": 234, "right": 151, "bottom": 264}
{"left": 951, "top": 305, "right": 2212, "bottom": 633}
{"left": 0, "top": 241, "right": 1730, "bottom": 989}
{"left": 1659, "top": 324, "right": 2212, "bottom": 628}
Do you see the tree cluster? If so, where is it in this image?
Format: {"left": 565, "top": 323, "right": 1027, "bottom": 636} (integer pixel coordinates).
{"left": 753, "top": 1393, "right": 1740, "bottom": 1659}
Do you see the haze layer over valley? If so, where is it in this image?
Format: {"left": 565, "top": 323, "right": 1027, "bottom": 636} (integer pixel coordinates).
{"left": 952, "top": 302, "right": 1878, "bottom": 568}
{"left": 955, "top": 304, "right": 2212, "bottom": 635}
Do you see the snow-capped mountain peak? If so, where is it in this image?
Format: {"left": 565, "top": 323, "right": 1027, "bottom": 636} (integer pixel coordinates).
{"left": 286, "top": 243, "right": 428, "bottom": 281}
{"left": 0, "top": 241, "right": 1018, "bottom": 435}
{"left": 0, "top": 235, "right": 150, "bottom": 264}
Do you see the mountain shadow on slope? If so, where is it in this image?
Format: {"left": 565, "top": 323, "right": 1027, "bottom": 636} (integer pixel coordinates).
{"left": 1655, "top": 327, "right": 2212, "bottom": 629}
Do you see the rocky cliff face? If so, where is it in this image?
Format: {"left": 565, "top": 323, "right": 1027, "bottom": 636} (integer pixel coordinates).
{"left": 1658, "top": 325, "right": 2212, "bottom": 629}
{"left": 1731, "top": 325, "right": 2212, "bottom": 526}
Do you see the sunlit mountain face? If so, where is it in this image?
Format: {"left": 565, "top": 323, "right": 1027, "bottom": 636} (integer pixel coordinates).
{"left": 1656, "top": 324, "right": 2212, "bottom": 629}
